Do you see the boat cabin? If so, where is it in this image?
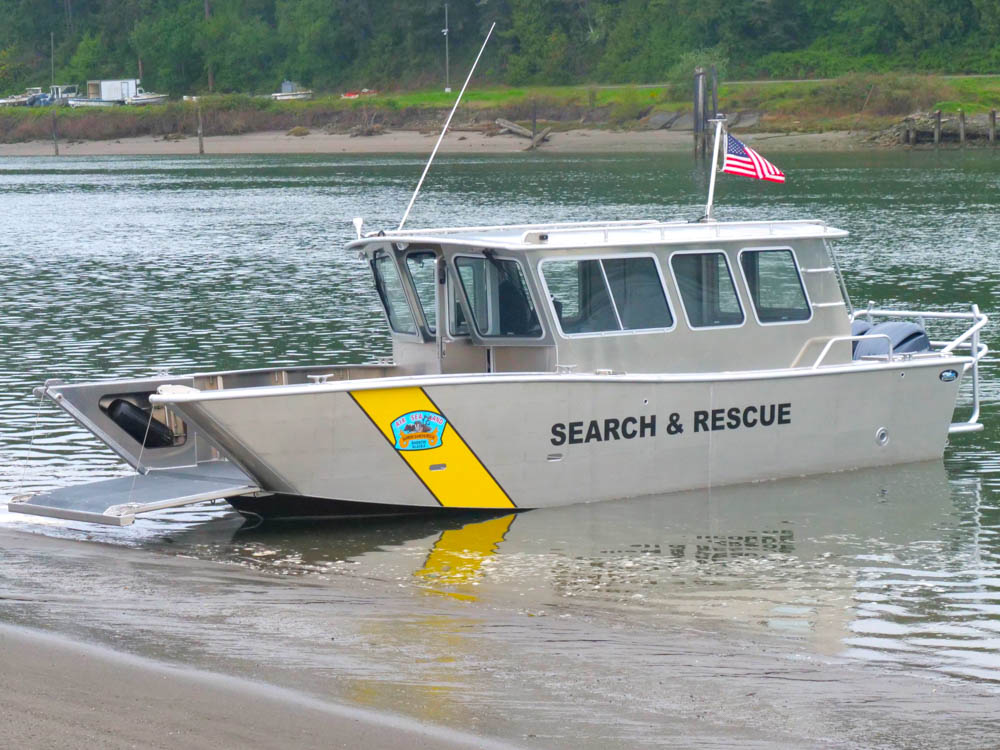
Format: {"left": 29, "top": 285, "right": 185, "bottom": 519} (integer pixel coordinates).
{"left": 348, "top": 219, "right": 854, "bottom": 375}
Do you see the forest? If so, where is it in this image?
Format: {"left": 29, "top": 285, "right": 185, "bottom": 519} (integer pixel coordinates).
{"left": 2, "top": 1, "right": 1000, "bottom": 96}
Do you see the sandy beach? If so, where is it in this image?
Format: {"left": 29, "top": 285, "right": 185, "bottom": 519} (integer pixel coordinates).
{"left": 0, "top": 622, "right": 517, "bottom": 750}
{"left": 0, "top": 127, "right": 869, "bottom": 157}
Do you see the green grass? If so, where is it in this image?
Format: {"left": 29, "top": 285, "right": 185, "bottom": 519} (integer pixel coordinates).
{"left": 3, "top": 74, "right": 999, "bottom": 142}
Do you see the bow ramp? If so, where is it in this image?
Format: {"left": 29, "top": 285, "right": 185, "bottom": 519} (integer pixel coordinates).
{"left": 9, "top": 461, "right": 258, "bottom": 526}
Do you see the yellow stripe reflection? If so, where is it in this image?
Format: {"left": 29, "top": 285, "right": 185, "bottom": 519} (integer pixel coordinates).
{"left": 415, "top": 515, "right": 516, "bottom": 601}
{"left": 351, "top": 386, "right": 515, "bottom": 508}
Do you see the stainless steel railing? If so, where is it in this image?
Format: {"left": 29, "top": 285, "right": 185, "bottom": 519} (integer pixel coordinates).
{"left": 852, "top": 303, "right": 989, "bottom": 434}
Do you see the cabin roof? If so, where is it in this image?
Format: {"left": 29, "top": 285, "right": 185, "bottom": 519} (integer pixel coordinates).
{"left": 347, "top": 219, "right": 848, "bottom": 253}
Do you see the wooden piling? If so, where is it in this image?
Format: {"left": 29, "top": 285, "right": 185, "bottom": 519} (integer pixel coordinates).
{"left": 197, "top": 100, "right": 204, "bottom": 155}
{"left": 693, "top": 67, "right": 706, "bottom": 158}
{"left": 50, "top": 112, "right": 59, "bottom": 156}
{"left": 934, "top": 110, "right": 941, "bottom": 146}
{"left": 990, "top": 109, "right": 997, "bottom": 146}
{"left": 959, "top": 109, "right": 966, "bottom": 146}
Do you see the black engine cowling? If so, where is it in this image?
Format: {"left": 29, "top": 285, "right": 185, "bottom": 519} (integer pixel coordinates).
{"left": 853, "top": 321, "right": 930, "bottom": 359}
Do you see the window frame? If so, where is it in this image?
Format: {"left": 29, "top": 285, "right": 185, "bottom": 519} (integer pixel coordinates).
{"left": 668, "top": 249, "right": 747, "bottom": 331}
{"left": 537, "top": 252, "right": 677, "bottom": 339}
{"left": 452, "top": 252, "right": 547, "bottom": 342}
{"left": 403, "top": 249, "right": 441, "bottom": 335}
{"left": 737, "top": 246, "right": 813, "bottom": 327}
{"left": 370, "top": 248, "right": 422, "bottom": 340}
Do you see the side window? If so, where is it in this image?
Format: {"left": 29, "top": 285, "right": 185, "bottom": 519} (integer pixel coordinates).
{"left": 455, "top": 255, "right": 542, "bottom": 338}
{"left": 405, "top": 252, "right": 437, "bottom": 333}
{"left": 670, "top": 252, "right": 744, "bottom": 328}
{"left": 372, "top": 252, "right": 416, "bottom": 335}
{"left": 543, "top": 259, "right": 618, "bottom": 333}
{"left": 603, "top": 257, "right": 673, "bottom": 330}
{"left": 541, "top": 257, "right": 672, "bottom": 335}
{"left": 740, "top": 249, "right": 811, "bottom": 323}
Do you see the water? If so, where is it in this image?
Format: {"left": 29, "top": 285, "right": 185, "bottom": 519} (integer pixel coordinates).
{"left": 1, "top": 151, "right": 999, "bottom": 743}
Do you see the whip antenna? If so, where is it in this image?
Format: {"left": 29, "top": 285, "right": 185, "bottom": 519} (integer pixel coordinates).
{"left": 398, "top": 21, "right": 496, "bottom": 231}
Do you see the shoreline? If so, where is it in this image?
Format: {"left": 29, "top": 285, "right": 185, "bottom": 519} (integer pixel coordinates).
{"left": 0, "top": 621, "right": 517, "bottom": 750}
{"left": 0, "top": 127, "right": 874, "bottom": 157}
{"left": 2, "top": 523, "right": 999, "bottom": 749}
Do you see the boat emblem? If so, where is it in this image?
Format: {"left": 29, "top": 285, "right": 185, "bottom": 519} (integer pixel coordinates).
{"left": 939, "top": 369, "right": 958, "bottom": 382}
{"left": 391, "top": 410, "right": 447, "bottom": 451}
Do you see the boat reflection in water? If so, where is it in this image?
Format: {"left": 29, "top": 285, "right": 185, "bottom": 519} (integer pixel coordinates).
{"left": 180, "top": 460, "right": 998, "bottom": 681}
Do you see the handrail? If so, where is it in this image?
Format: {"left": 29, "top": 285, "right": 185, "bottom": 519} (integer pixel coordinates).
{"left": 370, "top": 218, "right": 837, "bottom": 239}
{"left": 811, "top": 334, "right": 893, "bottom": 369}
{"left": 850, "top": 303, "right": 989, "bottom": 435}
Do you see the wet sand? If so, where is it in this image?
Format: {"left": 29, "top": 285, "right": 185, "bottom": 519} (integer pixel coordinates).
{"left": 1, "top": 523, "right": 998, "bottom": 749}
{"left": 0, "top": 623, "right": 517, "bottom": 750}
{"left": 0, "top": 128, "right": 868, "bottom": 157}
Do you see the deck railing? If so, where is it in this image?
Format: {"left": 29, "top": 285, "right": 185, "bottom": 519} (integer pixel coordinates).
{"left": 852, "top": 303, "right": 988, "bottom": 435}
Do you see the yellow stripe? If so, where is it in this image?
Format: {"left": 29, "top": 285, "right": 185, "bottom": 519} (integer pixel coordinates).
{"left": 351, "top": 386, "right": 515, "bottom": 509}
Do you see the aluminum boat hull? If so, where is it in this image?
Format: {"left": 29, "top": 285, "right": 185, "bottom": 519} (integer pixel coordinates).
{"left": 153, "top": 357, "right": 967, "bottom": 515}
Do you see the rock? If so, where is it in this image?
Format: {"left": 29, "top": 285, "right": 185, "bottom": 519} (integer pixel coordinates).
{"left": 643, "top": 110, "right": 679, "bottom": 130}
{"left": 732, "top": 111, "right": 761, "bottom": 130}
{"left": 668, "top": 113, "right": 695, "bottom": 131}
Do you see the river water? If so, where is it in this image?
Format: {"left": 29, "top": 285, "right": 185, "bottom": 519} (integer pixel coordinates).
{"left": 1, "top": 150, "right": 999, "bottom": 746}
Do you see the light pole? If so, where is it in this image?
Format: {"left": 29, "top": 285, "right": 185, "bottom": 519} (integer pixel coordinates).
{"left": 443, "top": 4, "right": 450, "bottom": 93}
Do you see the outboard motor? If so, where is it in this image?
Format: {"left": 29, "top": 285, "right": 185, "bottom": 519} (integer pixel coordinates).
{"left": 853, "top": 321, "right": 930, "bottom": 359}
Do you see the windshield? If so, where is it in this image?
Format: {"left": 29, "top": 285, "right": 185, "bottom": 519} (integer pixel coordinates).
{"left": 405, "top": 251, "right": 438, "bottom": 333}
{"left": 372, "top": 252, "right": 417, "bottom": 335}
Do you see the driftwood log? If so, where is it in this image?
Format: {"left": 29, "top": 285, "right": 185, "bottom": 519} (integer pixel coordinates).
{"left": 524, "top": 126, "right": 552, "bottom": 151}
{"left": 496, "top": 118, "right": 552, "bottom": 148}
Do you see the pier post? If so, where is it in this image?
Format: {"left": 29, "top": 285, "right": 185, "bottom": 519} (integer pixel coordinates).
{"left": 693, "top": 67, "right": 705, "bottom": 158}
{"left": 197, "top": 100, "right": 204, "bottom": 155}
{"left": 959, "top": 109, "right": 966, "bottom": 146}
{"left": 904, "top": 118, "right": 914, "bottom": 146}
{"left": 50, "top": 112, "right": 59, "bottom": 156}
{"left": 934, "top": 110, "right": 941, "bottom": 146}
{"left": 990, "top": 110, "right": 996, "bottom": 146}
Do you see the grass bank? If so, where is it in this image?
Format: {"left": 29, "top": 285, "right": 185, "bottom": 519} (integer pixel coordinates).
{"left": 2, "top": 74, "right": 999, "bottom": 144}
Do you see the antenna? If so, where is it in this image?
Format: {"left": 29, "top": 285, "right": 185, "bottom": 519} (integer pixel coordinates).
{"left": 398, "top": 21, "right": 496, "bottom": 232}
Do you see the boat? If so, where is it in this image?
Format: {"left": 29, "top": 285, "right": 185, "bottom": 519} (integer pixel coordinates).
{"left": 5, "top": 44, "right": 989, "bottom": 527}
{"left": 271, "top": 90, "right": 313, "bottom": 101}
{"left": 341, "top": 88, "right": 377, "bottom": 99}
{"left": 49, "top": 84, "right": 79, "bottom": 106}
{"left": 70, "top": 79, "right": 142, "bottom": 107}
{"left": 8, "top": 215, "right": 987, "bottom": 526}
{"left": 67, "top": 97, "right": 120, "bottom": 108}
{"left": 0, "top": 87, "right": 47, "bottom": 106}
{"left": 126, "top": 87, "right": 168, "bottom": 106}
{"left": 271, "top": 80, "right": 313, "bottom": 101}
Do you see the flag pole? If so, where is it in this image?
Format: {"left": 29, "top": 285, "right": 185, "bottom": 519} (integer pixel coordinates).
{"left": 704, "top": 117, "right": 725, "bottom": 221}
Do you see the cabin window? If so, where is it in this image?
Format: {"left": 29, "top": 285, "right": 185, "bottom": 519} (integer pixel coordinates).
{"left": 670, "top": 252, "right": 744, "bottom": 328}
{"left": 455, "top": 255, "right": 542, "bottom": 338}
{"left": 405, "top": 251, "right": 437, "bottom": 333}
{"left": 541, "top": 256, "right": 673, "bottom": 335}
{"left": 449, "top": 280, "right": 470, "bottom": 336}
{"left": 372, "top": 253, "right": 417, "bottom": 335}
{"left": 740, "top": 249, "right": 811, "bottom": 323}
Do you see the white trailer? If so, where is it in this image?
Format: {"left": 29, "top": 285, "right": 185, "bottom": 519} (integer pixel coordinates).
{"left": 99, "top": 79, "right": 140, "bottom": 102}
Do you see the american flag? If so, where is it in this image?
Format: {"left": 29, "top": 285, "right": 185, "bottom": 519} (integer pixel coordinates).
{"left": 722, "top": 133, "right": 785, "bottom": 183}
